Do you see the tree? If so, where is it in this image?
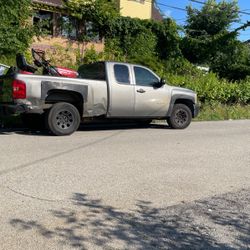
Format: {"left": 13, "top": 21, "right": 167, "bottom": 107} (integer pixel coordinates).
{"left": 63, "top": 0, "right": 119, "bottom": 32}
{"left": 182, "top": 0, "right": 239, "bottom": 64}
{"left": 210, "top": 39, "right": 250, "bottom": 81}
{"left": 0, "top": 0, "right": 33, "bottom": 56}
{"left": 63, "top": 0, "right": 119, "bottom": 61}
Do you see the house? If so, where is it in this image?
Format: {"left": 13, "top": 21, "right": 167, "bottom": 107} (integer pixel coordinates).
{"left": 32, "top": 0, "right": 164, "bottom": 37}
{"left": 119, "top": 0, "right": 163, "bottom": 20}
{"left": 119, "top": 0, "right": 152, "bottom": 20}
{"left": 152, "top": 4, "right": 164, "bottom": 21}
{"left": 32, "top": 0, "right": 77, "bottom": 38}
{"left": 31, "top": 0, "right": 163, "bottom": 62}
{"left": 32, "top": 0, "right": 103, "bottom": 59}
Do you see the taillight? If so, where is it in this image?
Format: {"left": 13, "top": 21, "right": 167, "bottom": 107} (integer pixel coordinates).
{"left": 12, "top": 79, "right": 26, "bottom": 99}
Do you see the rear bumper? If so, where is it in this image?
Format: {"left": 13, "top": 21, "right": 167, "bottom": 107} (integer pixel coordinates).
{"left": 193, "top": 104, "right": 200, "bottom": 118}
{"left": 0, "top": 103, "right": 28, "bottom": 116}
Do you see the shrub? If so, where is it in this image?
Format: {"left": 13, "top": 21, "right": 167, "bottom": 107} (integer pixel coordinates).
{"left": 166, "top": 72, "right": 250, "bottom": 105}
{"left": 0, "top": 0, "right": 33, "bottom": 56}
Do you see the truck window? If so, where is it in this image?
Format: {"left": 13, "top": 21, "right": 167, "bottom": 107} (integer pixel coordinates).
{"left": 78, "top": 62, "right": 106, "bottom": 80}
{"left": 134, "top": 66, "right": 159, "bottom": 87}
{"left": 114, "top": 64, "right": 130, "bottom": 84}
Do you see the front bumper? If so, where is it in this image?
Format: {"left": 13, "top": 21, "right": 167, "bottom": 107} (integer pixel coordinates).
{"left": 193, "top": 103, "right": 200, "bottom": 118}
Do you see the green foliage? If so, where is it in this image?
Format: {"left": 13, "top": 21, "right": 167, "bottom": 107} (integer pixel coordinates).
{"left": 124, "top": 32, "right": 157, "bottom": 60}
{"left": 210, "top": 41, "right": 250, "bottom": 81}
{"left": 0, "top": 0, "right": 33, "bottom": 56}
{"left": 195, "top": 103, "right": 250, "bottom": 121}
{"left": 0, "top": 55, "right": 16, "bottom": 67}
{"left": 63, "top": 0, "right": 119, "bottom": 29}
{"left": 80, "top": 46, "right": 103, "bottom": 64}
{"left": 146, "top": 19, "right": 181, "bottom": 59}
{"left": 105, "top": 17, "right": 181, "bottom": 61}
{"left": 186, "top": 0, "right": 239, "bottom": 36}
{"left": 181, "top": 0, "right": 250, "bottom": 81}
{"left": 182, "top": 0, "right": 239, "bottom": 64}
{"left": 103, "top": 38, "right": 126, "bottom": 62}
{"left": 166, "top": 71, "right": 250, "bottom": 105}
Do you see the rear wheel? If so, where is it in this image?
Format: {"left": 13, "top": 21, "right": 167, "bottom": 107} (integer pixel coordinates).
{"left": 46, "top": 102, "right": 80, "bottom": 136}
{"left": 167, "top": 104, "right": 192, "bottom": 129}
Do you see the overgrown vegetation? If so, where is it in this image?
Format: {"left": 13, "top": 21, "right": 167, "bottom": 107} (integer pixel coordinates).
{"left": 0, "top": 0, "right": 33, "bottom": 57}
{"left": 0, "top": 0, "right": 249, "bottom": 122}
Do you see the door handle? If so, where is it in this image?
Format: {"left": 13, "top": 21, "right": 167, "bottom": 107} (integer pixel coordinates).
{"left": 137, "top": 88, "right": 146, "bottom": 93}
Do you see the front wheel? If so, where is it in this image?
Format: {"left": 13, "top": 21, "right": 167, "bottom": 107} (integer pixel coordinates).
{"left": 167, "top": 104, "right": 192, "bottom": 129}
{"left": 46, "top": 102, "right": 80, "bottom": 136}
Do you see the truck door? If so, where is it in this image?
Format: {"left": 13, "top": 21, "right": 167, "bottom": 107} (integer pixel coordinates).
{"left": 133, "top": 66, "right": 171, "bottom": 117}
{"left": 107, "top": 63, "right": 135, "bottom": 117}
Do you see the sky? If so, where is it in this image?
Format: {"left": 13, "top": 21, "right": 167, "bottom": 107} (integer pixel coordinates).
{"left": 155, "top": 0, "right": 250, "bottom": 41}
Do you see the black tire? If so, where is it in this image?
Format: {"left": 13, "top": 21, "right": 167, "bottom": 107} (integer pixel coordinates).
{"left": 21, "top": 113, "right": 46, "bottom": 130}
{"left": 46, "top": 102, "right": 80, "bottom": 136}
{"left": 167, "top": 104, "right": 192, "bottom": 129}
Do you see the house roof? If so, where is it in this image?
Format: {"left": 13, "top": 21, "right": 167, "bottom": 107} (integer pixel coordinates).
{"left": 152, "top": 5, "right": 164, "bottom": 21}
{"left": 33, "top": 0, "right": 63, "bottom": 7}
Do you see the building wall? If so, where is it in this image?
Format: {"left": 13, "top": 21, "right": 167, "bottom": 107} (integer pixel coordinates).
{"left": 31, "top": 37, "right": 104, "bottom": 65}
{"left": 119, "top": 0, "right": 152, "bottom": 19}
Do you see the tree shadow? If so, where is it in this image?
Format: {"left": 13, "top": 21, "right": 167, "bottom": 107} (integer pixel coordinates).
{"left": 9, "top": 189, "right": 250, "bottom": 249}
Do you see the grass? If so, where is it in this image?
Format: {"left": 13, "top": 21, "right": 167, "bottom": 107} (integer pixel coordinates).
{"left": 195, "top": 103, "right": 250, "bottom": 121}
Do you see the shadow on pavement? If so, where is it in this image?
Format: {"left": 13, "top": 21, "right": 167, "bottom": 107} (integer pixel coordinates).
{"left": 0, "top": 122, "right": 170, "bottom": 136}
{"left": 0, "top": 128, "right": 50, "bottom": 136}
{"left": 9, "top": 189, "right": 250, "bottom": 249}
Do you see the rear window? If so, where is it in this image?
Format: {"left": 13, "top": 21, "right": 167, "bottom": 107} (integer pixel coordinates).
{"left": 78, "top": 62, "right": 106, "bottom": 80}
{"left": 114, "top": 64, "right": 130, "bottom": 84}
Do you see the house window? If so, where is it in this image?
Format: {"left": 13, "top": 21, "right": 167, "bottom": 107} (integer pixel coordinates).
{"left": 33, "top": 10, "right": 53, "bottom": 35}
{"left": 59, "top": 15, "right": 77, "bottom": 39}
{"left": 85, "top": 22, "right": 100, "bottom": 42}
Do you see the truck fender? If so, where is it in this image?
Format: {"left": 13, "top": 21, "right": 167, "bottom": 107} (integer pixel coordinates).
{"left": 167, "top": 94, "right": 195, "bottom": 118}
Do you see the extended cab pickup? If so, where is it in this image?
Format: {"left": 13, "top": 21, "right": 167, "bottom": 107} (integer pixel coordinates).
{"left": 0, "top": 61, "right": 199, "bottom": 135}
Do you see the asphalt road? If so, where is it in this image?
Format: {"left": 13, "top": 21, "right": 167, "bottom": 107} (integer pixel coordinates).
{"left": 0, "top": 120, "right": 249, "bottom": 249}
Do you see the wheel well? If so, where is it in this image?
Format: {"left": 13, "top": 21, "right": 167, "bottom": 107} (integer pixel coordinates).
{"left": 174, "top": 99, "right": 194, "bottom": 117}
{"left": 45, "top": 90, "right": 84, "bottom": 115}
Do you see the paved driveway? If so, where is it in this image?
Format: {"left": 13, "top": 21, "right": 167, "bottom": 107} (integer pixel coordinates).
{"left": 0, "top": 120, "right": 249, "bottom": 249}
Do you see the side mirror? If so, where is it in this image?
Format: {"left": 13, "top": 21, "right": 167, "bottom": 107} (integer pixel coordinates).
{"left": 160, "top": 78, "right": 166, "bottom": 85}
{"left": 153, "top": 78, "right": 165, "bottom": 88}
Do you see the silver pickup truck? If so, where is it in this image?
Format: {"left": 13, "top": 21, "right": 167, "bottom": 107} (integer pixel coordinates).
{"left": 0, "top": 61, "right": 199, "bottom": 135}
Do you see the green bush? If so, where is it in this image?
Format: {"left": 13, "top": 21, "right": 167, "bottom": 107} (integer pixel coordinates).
{"left": 196, "top": 102, "right": 250, "bottom": 121}
{"left": 0, "top": 55, "right": 16, "bottom": 67}
{"left": 0, "top": 0, "right": 33, "bottom": 56}
{"left": 166, "top": 71, "right": 250, "bottom": 105}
